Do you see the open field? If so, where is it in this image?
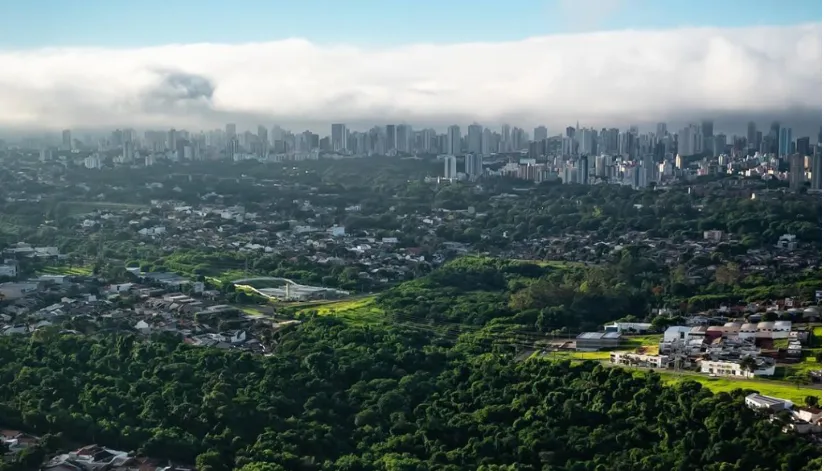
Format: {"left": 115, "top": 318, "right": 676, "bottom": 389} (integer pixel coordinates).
{"left": 40, "top": 265, "right": 93, "bottom": 276}
{"left": 294, "top": 296, "right": 384, "bottom": 325}
{"left": 621, "top": 334, "right": 662, "bottom": 348}
{"left": 538, "top": 351, "right": 612, "bottom": 361}
{"left": 655, "top": 370, "right": 821, "bottom": 405}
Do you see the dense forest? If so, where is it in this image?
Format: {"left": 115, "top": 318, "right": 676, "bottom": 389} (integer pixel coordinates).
{"left": 375, "top": 257, "right": 821, "bottom": 332}
{"left": 0, "top": 320, "right": 820, "bottom": 471}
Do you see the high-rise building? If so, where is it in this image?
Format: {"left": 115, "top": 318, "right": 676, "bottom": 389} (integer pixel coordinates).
{"left": 331, "top": 124, "right": 348, "bottom": 152}
{"left": 446, "top": 125, "right": 461, "bottom": 155}
{"left": 534, "top": 126, "right": 548, "bottom": 142}
{"left": 61, "top": 129, "right": 72, "bottom": 150}
{"left": 225, "top": 123, "right": 237, "bottom": 139}
{"left": 501, "top": 124, "right": 511, "bottom": 152}
{"left": 747, "top": 121, "right": 757, "bottom": 149}
{"left": 385, "top": 125, "right": 397, "bottom": 152}
{"left": 655, "top": 123, "right": 667, "bottom": 139}
{"left": 578, "top": 155, "right": 589, "bottom": 185}
{"left": 467, "top": 123, "right": 483, "bottom": 155}
{"left": 796, "top": 137, "right": 810, "bottom": 156}
{"left": 812, "top": 153, "right": 822, "bottom": 190}
{"left": 789, "top": 154, "right": 806, "bottom": 190}
{"left": 397, "top": 125, "right": 412, "bottom": 153}
{"left": 779, "top": 128, "right": 793, "bottom": 157}
{"left": 167, "top": 129, "right": 177, "bottom": 151}
{"left": 465, "top": 154, "right": 483, "bottom": 180}
{"left": 443, "top": 155, "right": 457, "bottom": 179}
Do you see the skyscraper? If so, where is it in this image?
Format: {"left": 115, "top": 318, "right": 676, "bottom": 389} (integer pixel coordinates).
{"left": 385, "top": 125, "right": 397, "bottom": 152}
{"left": 779, "top": 128, "right": 793, "bottom": 157}
{"left": 789, "top": 153, "right": 805, "bottom": 190}
{"left": 225, "top": 123, "right": 237, "bottom": 139}
{"left": 446, "top": 125, "right": 461, "bottom": 155}
{"left": 533, "top": 126, "right": 548, "bottom": 142}
{"left": 167, "top": 129, "right": 177, "bottom": 151}
{"left": 443, "top": 155, "right": 457, "bottom": 180}
{"left": 656, "top": 122, "right": 667, "bottom": 138}
{"left": 331, "top": 124, "right": 348, "bottom": 152}
{"left": 747, "top": 121, "right": 757, "bottom": 149}
{"left": 812, "top": 153, "right": 822, "bottom": 191}
{"left": 467, "top": 123, "right": 483, "bottom": 155}
{"left": 62, "top": 129, "right": 72, "bottom": 150}
{"left": 796, "top": 136, "right": 810, "bottom": 156}
{"left": 465, "top": 154, "right": 483, "bottom": 180}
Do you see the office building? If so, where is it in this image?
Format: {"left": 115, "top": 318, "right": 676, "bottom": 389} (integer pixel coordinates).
{"left": 167, "top": 129, "right": 177, "bottom": 151}
{"left": 779, "top": 128, "right": 793, "bottom": 157}
{"left": 534, "top": 126, "right": 548, "bottom": 142}
{"left": 465, "top": 154, "right": 483, "bottom": 180}
{"left": 789, "top": 154, "right": 805, "bottom": 190}
{"left": 812, "top": 153, "right": 822, "bottom": 191}
{"left": 747, "top": 121, "right": 757, "bottom": 149}
{"left": 225, "top": 124, "right": 237, "bottom": 139}
{"left": 446, "top": 125, "right": 461, "bottom": 155}
{"left": 467, "top": 123, "right": 483, "bottom": 155}
{"left": 796, "top": 136, "right": 810, "bottom": 156}
{"left": 443, "top": 155, "right": 457, "bottom": 180}
{"left": 61, "top": 129, "right": 72, "bottom": 150}
{"left": 331, "top": 124, "right": 347, "bottom": 152}
{"left": 385, "top": 125, "right": 397, "bottom": 152}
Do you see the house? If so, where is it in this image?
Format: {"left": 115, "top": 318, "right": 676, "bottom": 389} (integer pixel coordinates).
{"left": 0, "top": 282, "right": 39, "bottom": 300}
{"left": 663, "top": 326, "right": 691, "bottom": 342}
{"left": 738, "top": 323, "right": 758, "bottom": 341}
{"left": 609, "top": 352, "right": 669, "bottom": 368}
{"left": 0, "top": 261, "right": 17, "bottom": 278}
{"left": 604, "top": 322, "right": 653, "bottom": 334}
{"left": 2, "top": 324, "right": 28, "bottom": 335}
{"left": 134, "top": 320, "right": 151, "bottom": 334}
{"left": 700, "top": 357, "right": 775, "bottom": 378}
{"left": 745, "top": 393, "right": 793, "bottom": 411}
{"left": 575, "top": 332, "right": 621, "bottom": 351}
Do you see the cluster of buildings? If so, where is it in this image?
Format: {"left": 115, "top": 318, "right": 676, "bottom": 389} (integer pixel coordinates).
{"left": 745, "top": 394, "right": 822, "bottom": 438}
{"left": 599, "top": 318, "right": 814, "bottom": 380}
{"left": 0, "top": 275, "right": 302, "bottom": 356}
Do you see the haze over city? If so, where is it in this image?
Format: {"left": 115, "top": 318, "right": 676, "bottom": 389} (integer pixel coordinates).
{"left": 0, "top": 0, "right": 821, "bottom": 136}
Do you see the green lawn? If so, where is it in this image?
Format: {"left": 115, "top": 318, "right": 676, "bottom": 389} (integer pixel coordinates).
{"left": 620, "top": 334, "right": 663, "bottom": 348}
{"left": 655, "top": 371, "right": 821, "bottom": 405}
{"left": 540, "top": 351, "right": 612, "bottom": 361}
{"left": 294, "top": 296, "right": 384, "bottom": 325}
{"left": 40, "top": 265, "right": 93, "bottom": 276}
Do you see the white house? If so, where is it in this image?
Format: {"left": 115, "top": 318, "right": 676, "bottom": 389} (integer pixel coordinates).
{"left": 2, "top": 325, "right": 28, "bottom": 335}
{"left": 609, "top": 352, "right": 669, "bottom": 368}
{"left": 604, "top": 322, "right": 653, "bottom": 334}
{"left": 745, "top": 393, "right": 793, "bottom": 411}
{"left": 663, "top": 326, "right": 691, "bottom": 342}
{"left": 225, "top": 330, "right": 247, "bottom": 344}
{"left": 328, "top": 225, "right": 346, "bottom": 237}
{"left": 701, "top": 358, "right": 775, "bottom": 378}
{"left": 134, "top": 320, "right": 151, "bottom": 334}
{"left": 772, "top": 321, "right": 791, "bottom": 339}
{"left": 738, "top": 323, "right": 758, "bottom": 341}
{"left": 0, "top": 262, "right": 17, "bottom": 278}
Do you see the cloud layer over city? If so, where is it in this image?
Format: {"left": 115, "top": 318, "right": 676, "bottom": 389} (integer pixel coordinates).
{"left": 0, "top": 22, "right": 820, "bottom": 132}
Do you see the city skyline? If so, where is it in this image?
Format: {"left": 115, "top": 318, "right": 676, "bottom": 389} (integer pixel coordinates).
{"left": 0, "top": 17, "right": 820, "bottom": 135}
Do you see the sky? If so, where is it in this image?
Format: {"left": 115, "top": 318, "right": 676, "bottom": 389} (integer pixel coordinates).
{"left": 0, "top": 0, "right": 821, "bottom": 135}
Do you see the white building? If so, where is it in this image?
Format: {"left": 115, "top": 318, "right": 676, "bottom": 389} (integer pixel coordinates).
{"left": 610, "top": 352, "right": 669, "bottom": 368}
{"left": 0, "top": 262, "right": 17, "bottom": 278}
{"left": 604, "top": 322, "right": 653, "bottom": 334}
{"left": 446, "top": 125, "right": 461, "bottom": 155}
{"left": 745, "top": 393, "right": 793, "bottom": 411}
{"left": 700, "top": 358, "right": 775, "bottom": 378}
{"left": 443, "top": 155, "right": 458, "bottom": 180}
{"left": 663, "top": 326, "right": 692, "bottom": 343}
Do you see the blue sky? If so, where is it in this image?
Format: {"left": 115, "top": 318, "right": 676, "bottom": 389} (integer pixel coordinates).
{"left": 0, "top": 0, "right": 820, "bottom": 48}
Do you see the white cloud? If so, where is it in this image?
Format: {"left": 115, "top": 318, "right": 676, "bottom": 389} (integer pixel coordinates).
{"left": 0, "top": 23, "right": 820, "bottom": 132}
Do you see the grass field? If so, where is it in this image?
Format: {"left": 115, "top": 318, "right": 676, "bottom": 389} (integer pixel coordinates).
{"left": 40, "top": 265, "right": 93, "bottom": 276}
{"left": 540, "top": 351, "right": 612, "bottom": 361}
{"left": 655, "top": 371, "right": 821, "bottom": 405}
{"left": 620, "top": 334, "right": 663, "bottom": 348}
{"left": 294, "top": 296, "right": 384, "bottom": 325}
